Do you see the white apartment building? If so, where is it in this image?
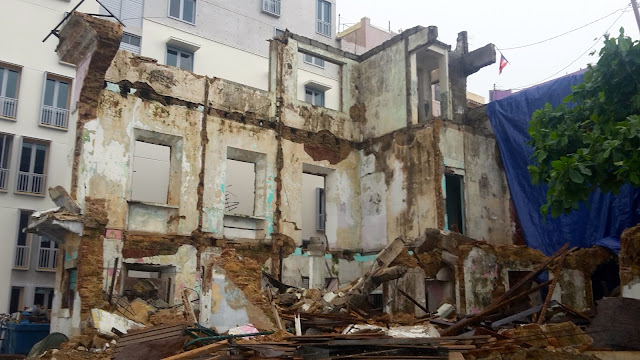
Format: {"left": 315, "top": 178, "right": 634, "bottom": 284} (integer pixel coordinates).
{"left": 1, "top": 0, "right": 339, "bottom": 314}
{"left": 0, "top": 0, "right": 101, "bottom": 314}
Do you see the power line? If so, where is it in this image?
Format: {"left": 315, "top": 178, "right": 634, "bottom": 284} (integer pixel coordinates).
{"left": 500, "top": 5, "right": 630, "bottom": 51}
{"left": 510, "top": 6, "right": 630, "bottom": 91}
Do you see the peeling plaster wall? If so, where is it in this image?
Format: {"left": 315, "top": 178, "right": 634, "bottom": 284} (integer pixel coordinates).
{"left": 439, "top": 124, "right": 512, "bottom": 244}
{"left": 122, "top": 245, "right": 199, "bottom": 305}
{"left": 360, "top": 40, "right": 407, "bottom": 138}
{"left": 276, "top": 253, "right": 375, "bottom": 289}
{"left": 77, "top": 84, "right": 203, "bottom": 233}
{"left": 275, "top": 38, "right": 362, "bottom": 142}
{"left": 202, "top": 118, "right": 278, "bottom": 237}
{"left": 279, "top": 139, "right": 361, "bottom": 250}
{"left": 361, "top": 125, "right": 441, "bottom": 251}
{"left": 462, "top": 246, "right": 592, "bottom": 315}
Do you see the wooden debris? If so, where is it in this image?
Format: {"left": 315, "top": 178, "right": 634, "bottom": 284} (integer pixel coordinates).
{"left": 537, "top": 247, "right": 574, "bottom": 324}
{"left": 161, "top": 340, "right": 228, "bottom": 360}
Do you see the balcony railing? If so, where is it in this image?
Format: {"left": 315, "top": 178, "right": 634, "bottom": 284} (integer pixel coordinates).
{"left": 317, "top": 20, "right": 331, "bottom": 36}
{"left": 16, "top": 171, "right": 46, "bottom": 195}
{"left": 14, "top": 245, "right": 29, "bottom": 269}
{"left": 0, "top": 168, "right": 8, "bottom": 190}
{"left": 0, "top": 96, "right": 17, "bottom": 119}
{"left": 40, "top": 105, "right": 69, "bottom": 129}
{"left": 38, "top": 247, "right": 58, "bottom": 270}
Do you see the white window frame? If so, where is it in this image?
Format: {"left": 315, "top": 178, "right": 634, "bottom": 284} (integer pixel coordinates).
{"left": 316, "top": 0, "right": 332, "bottom": 37}
{"left": 168, "top": 0, "right": 196, "bottom": 24}
{"left": 262, "top": 0, "right": 281, "bottom": 16}
{"left": 166, "top": 46, "right": 194, "bottom": 72}
{"left": 15, "top": 138, "right": 48, "bottom": 196}
{"left": 0, "top": 133, "right": 12, "bottom": 191}
{"left": 14, "top": 210, "right": 32, "bottom": 270}
{"left": 304, "top": 86, "right": 325, "bottom": 107}
{"left": 36, "top": 236, "right": 58, "bottom": 271}
{"left": 120, "top": 32, "right": 142, "bottom": 55}
{"left": 40, "top": 73, "right": 71, "bottom": 129}
{"left": 0, "top": 64, "right": 21, "bottom": 120}
{"left": 304, "top": 54, "right": 325, "bottom": 69}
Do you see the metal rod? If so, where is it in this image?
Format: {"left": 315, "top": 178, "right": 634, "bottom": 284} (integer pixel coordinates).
{"left": 43, "top": 0, "right": 87, "bottom": 42}
{"left": 95, "top": 0, "right": 126, "bottom": 27}
{"left": 632, "top": 0, "right": 640, "bottom": 36}
{"left": 107, "top": 257, "right": 119, "bottom": 307}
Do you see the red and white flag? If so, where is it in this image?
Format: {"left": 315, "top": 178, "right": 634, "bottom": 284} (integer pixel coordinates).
{"left": 499, "top": 53, "right": 509, "bottom": 74}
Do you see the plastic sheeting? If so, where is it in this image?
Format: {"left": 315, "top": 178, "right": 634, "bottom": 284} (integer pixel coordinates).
{"left": 486, "top": 72, "right": 640, "bottom": 255}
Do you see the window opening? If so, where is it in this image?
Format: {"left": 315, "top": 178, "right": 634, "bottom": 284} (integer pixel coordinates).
{"left": 131, "top": 141, "right": 171, "bottom": 204}
{"left": 169, "top": 0, "right": 195, "bottom": 23}
{"left": 0, "top": 133, "right": 12, "bottom": 190}
{"left": 0, "top": 65, "right": 19, "bottom": 119}
{"left": 445, "top": 173, "right": 464, "bottom": 234}
{"left": 225, "top": 159, "right": 256, "bottom": 216}
{"left": 316, "top": 0, "right": 331, "bottom": 36}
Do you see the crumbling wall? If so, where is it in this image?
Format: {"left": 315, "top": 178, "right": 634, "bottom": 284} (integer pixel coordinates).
{"left": 275, "top": 37, "right": 362, "bottom": 143}
{"left": 202, "top": 116, "right": 278, "bottom": 238}
{"left": 458, "top": 244, "right": 608, "bottom": 314}
{"left": 439, "top": 123, "right": 512, "bottom": 244}
{"left": 279, "top": 138, "right": 361, "bottom": 250}
{"left": 361, "top": 123, "right": 441, "bottom": 251}
{"left": 359, "top": 38, "right": 407, "bottom": 138}
{"left": 620, "top": 224, "right": 640, "bottom": 299}
{"left": 76, "top": 54, "right": 205, "bottom": 233}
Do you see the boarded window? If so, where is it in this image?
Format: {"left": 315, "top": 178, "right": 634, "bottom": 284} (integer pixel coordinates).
{"left": 225, "top": 159, "right": 256, "bottom": 216}
{"left": 302, "top": 173, "right": 325, "bottom": 240}
{"left": 131, "top": 141, "right": 171, "bottom": 204}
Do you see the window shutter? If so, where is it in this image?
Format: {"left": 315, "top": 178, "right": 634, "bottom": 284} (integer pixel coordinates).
{"left": 316, "top": 187, "right": 325, "bottom": 231}
{"left": 40, "top": 71, "right": 48, "bottom": 120}
{"left": 98, "top": 0, "right": 122, "bottom": 18}
{"left": 13, "top": 135, "right": 24, "bottom": 193}
{"left": 121, "top": 0, "right": 144, "bottom": 29}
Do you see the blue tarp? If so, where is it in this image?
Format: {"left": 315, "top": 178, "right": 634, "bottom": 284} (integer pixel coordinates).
{"left": 486, "top": 72, "right": 640, "bottom": 256}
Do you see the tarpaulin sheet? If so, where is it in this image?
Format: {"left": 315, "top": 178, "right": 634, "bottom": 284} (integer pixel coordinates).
{"left": 486, "top": 72, "right": 640, "bottom": 255}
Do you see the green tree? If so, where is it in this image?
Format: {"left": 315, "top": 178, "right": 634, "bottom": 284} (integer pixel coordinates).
{"left": 528, "top": 29, "right": 640, "bottom": 217}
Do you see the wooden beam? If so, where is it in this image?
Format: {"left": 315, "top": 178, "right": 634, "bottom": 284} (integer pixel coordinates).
{"left": 536, "top": 248, "right": 573, "bottom": 324}
{"left": 161, "top": 341, "right": 227, "bottom": 360}
{"left": 398, "top": 288, "right": 430, "bottom": 315}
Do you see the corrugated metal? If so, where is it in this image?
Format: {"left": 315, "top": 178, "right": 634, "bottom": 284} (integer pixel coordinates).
{"left": 121, "top": 0, "right": 144, "bottom": 29}
{"left": 119, "top": 42, "right": 140, "bottom": 55}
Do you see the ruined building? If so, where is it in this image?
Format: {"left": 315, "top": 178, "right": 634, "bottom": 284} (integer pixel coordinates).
{"left": 29, "top": 12, "right": 511, "bottom": 336}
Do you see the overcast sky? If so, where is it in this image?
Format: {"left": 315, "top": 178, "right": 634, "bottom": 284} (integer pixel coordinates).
{"left": 336, "top": 0, "right": 639, "bottom": 101}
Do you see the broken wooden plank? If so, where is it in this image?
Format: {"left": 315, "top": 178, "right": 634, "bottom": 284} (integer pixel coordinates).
{"left": 536, "top": 248, "right": 574, "bottom": 324}
{"left": 161, "top": 341, "right": 228, "bottom": 360}
{"left": 182, "top": 289, "right": 197, "bottom": 326}
{"left": 398, "top": 288, "right": 430, "bottom": 315}
{"left": 440, "top": 279, "right": 553, "bottom": 336}
{"left": 497, "top": 243, "right": 569, "bottom": 304}
{"left": 440, "top": 244, "right": 569, "bottom": 336}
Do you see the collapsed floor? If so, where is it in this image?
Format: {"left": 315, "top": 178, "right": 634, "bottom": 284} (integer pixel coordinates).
{"left": 24, "top": 223, "right": 640, "bottom": 359}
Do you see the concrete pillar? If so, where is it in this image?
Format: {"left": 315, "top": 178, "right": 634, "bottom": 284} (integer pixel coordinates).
{"left": 307, "top": 237, "right": 326, "bottom": 289}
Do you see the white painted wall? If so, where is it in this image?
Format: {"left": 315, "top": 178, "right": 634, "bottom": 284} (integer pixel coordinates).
{"left": 297, "top": 68, "right": 341, "bottom": 111}
{"left": 141, "top": 19, "right": 270, "bottom": 90}
{"left": 0, "top": 0, "right": 99, "bottom": 313}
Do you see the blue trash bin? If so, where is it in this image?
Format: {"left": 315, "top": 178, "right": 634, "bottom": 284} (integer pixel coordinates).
{"left": 2, "top": 322, "right": 50, "bottom": 355}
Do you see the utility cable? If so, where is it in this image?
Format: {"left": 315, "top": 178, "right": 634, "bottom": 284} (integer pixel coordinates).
{"left": 510, "top": 6, "right": 630, "bottom": 90}
{"left": 500, "top": 5, "right": 630, "bottom": 51}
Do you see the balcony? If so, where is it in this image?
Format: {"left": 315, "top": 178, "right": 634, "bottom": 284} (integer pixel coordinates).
{"left": 38, "top": 247, "right": 58, "bottom": 270}
{"left": 0, "top": 96, "right": 17, "bottom": 119}
{"left": 14, "top": 245, "right": 29, "bottom": 269}
{"left": 16, "top": 171, "right": 47, "bottom": 195}
{"left": 0, "top": 168, "right": 8, "bottom": 190}
{"left": 40, "top": 105, "right": 69, "bottom": 129}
